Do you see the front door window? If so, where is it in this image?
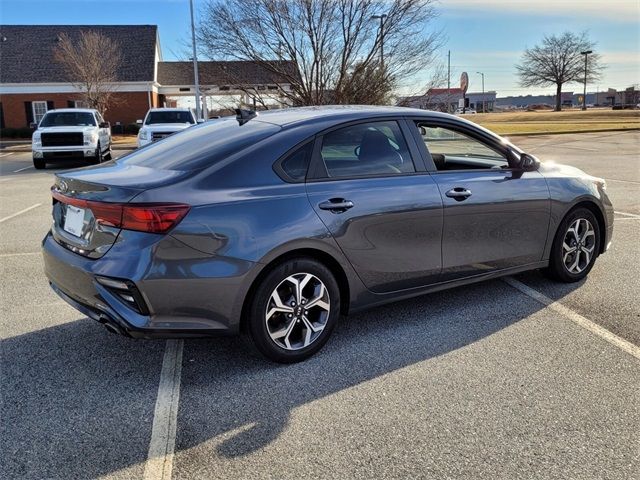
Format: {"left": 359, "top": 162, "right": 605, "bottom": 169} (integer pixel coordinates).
{"left": 416, "top": 124, "right": 509, "bottom": 171}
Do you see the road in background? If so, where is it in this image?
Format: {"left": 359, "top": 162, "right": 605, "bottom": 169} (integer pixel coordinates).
{"left": 1, "top": 132, "right": 638, "bottom": 479}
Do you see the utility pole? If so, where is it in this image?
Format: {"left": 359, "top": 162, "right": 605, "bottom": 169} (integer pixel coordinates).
{"left": 189, "top": 0, "right": 201, "bottom": 120}
{"left": 580, "top": 50, "right": 592, "bottom": 111}
{"left": 476, "top": 71, "right": 485, "bottom": 112}
{"left": 447, "top": 50, "right": 451, "bottom": 113}
{"left": 371, "top": 14, "right": 387, "bottom": 69}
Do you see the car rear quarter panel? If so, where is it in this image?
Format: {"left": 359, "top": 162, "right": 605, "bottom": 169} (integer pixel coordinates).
{"left": 131, "top": 124, "right": 369, "bottom": 330}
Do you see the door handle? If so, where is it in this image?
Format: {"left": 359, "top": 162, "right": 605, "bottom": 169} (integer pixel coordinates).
{"left": 318, "top": 198, "right": 354, "bottom": 213}
{"left": 445, "top": 187, "right": 472, "bottom": 201}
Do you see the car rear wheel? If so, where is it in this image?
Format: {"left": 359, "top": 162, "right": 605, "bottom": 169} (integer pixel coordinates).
{"left": 545, "top": 207, "right": 600, "bottom": 282}
{"left": 33, "top": 157, "right": 45, "bottom": 169}
{"left": 247, "top": 258, "right": 340, "bottom": 363}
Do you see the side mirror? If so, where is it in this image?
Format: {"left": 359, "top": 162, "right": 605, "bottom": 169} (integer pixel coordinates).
{"left": 30, "top": 122, "right": 38, "bottom": 130}
{"left": 518, "top": 153, "right": 540, "bottom": 171}
{"left": 136, "top": 119, "right": 143, "bottom": 125}
{"left": 197, "top": 119, "right": 205, "bottom": 124}
{"left": 99, "top": 121, "right": 110, "bottom": 129}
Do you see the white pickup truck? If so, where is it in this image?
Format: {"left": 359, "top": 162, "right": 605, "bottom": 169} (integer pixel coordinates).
{"left": 31, "top": 108, "right": 112, "bottom": 169}
{"left": 136, "top": 108, "right": 197, "bottom": 147}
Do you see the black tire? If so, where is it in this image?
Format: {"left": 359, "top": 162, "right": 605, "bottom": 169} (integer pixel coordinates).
{"left": 104, "top": 145, "right": 112, "bottom": 161}
{"left": 89, "top": 143, "right": 103, "bottom": 165}
{"left": 33, "top": 157, "right": 45, "bottom": 169}
{"left": 544, "top": 207, "right": 600, "bottom": 282}
{"left": 247, "top": 257, "right": 341, "bottom": 363}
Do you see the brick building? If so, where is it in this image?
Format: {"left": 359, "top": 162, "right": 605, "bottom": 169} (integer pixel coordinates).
{"left": 398, "top": 88, "right": 497, "bottom": 112}
{"left": 0, "top": 25, "right": 294, "bottom": 129}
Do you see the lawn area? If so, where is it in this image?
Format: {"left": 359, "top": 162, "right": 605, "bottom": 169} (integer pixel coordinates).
{"left": 461, "top": 109, "right": 640, "bottom": 135}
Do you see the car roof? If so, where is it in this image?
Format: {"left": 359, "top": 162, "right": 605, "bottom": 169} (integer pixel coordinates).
{"left": 252, "top": 105, "right": 457, "bottom": 127}
{"left": 44, "top": 108, "right": 97, "bottom": 114}
{"left": 147, "top": 108, "right": 192, "bottom": 112}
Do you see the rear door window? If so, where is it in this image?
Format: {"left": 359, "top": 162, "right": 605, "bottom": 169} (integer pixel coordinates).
{"left": 319, "top": 121, "right": 415, "bottom": 179}
{"left": 277, "top": 142, "right": 313, "bottom": 182}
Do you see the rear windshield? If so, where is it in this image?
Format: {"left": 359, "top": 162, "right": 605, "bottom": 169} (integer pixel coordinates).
{"left": 40, "top": 112, "right": 96, "bottom": 127}
{"left": 145, "top": 111, "right": 195, "bottom": 125}
{"left": 117, "top": 118, "right": 280, "bottom": 171}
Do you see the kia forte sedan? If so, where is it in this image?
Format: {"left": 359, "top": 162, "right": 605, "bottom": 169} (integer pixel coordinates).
{"left": 42, "top": 106, "right": 613, "bottom": 362}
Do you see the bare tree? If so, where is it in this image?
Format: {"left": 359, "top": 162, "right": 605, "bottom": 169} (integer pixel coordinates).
{"left": 54, "top": 31, "right": 123, "bottom": 116}
{"left": 516, "top": 31, "right": 603, "bottom": 111}
{"left": 197, "top": 0, "right": 442, "bottom": 106}
{"left": 396, "top": 62, "right": 450, "bottom": 110}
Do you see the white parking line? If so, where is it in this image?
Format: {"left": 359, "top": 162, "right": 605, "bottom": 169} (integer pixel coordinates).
{"left": 143, "top": 339, "right": 184, "bottom": 480}
{"left": 0, "top": 252, "right": 40, "bottom": 258}
{"left": 614, "top": 211, "right": 640, "bottom": 218}
{"left": 605, "top": 178, "right": 640, "bottom": 185}
{"left": 504, "top": 277, "right": 640, "bottom": 360}
{"left": 0, "top": 203, "right": 42, "bottom": 224}
{"left": 13, "top": 166, "right": 33, "bottom": 173}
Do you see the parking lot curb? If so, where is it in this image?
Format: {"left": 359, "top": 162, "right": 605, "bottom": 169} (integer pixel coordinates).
{"left": 505, "top": 127, "right": 640, "bottom": 137}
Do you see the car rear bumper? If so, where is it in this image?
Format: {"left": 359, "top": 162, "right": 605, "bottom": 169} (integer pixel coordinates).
{"left": 42, "top": 231, "right": 257, "bottom": 338}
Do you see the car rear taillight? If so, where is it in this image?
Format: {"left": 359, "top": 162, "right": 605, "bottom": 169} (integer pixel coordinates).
{"left": 52, "top": 190, "right": 190, "bottom": 234}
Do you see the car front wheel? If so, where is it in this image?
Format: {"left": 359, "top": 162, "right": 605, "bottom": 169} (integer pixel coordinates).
{"left": 247, "top": 258, "right": 341, "bottom": 363}
{"left": 545, "top": 207, "right": 600, "bottom": 282}
{"left": 33, "top": 157, "right": 45, "bottom": 169}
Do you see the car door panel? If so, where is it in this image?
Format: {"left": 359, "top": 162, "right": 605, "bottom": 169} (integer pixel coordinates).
{"left": 433, "top": 170, "right": 550, "bottom": 281}
{"left": 306, "top": 175, "right": 443, "bottom": 293}
{"left": 408, "top": 119, "right": 551, "bottom": 281}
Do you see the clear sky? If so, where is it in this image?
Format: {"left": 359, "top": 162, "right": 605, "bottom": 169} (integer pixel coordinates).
{"left": 1, "top": 0, "right": 638, "bottom": 97}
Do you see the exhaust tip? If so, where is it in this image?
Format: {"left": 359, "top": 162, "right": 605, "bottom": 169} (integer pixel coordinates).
{"left": 104, "top": 323, "right": 120, "bottom": 335}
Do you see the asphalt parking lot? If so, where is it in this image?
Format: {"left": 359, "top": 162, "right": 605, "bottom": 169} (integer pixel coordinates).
{"left": 1, "top": 131, "right": 638, "bottom": 479}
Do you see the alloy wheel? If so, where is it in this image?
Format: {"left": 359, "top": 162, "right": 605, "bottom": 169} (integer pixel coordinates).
{"left": 562, "top": 218, "right": 596, "bottom": 274}
{"left": 265, "top": 272, "right": 330, "bottom": 350}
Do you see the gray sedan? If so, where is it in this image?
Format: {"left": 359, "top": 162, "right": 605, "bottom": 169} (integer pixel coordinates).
{"left": 42, "top": 106, "right": 613, "bottom": 362}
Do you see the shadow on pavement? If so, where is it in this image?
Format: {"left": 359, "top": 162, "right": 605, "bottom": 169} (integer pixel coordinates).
{"left": 1, "top": 321, "right": 165, "bottom": 479}
{"left": 175, "top": 279, "right": 561, "bottom": 459}
{"left": 1, "top": 279, "right": 578, "bottom": 478}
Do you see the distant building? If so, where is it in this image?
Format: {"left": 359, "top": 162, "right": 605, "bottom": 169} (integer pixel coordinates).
{"left": 0, "top": 25, "right": 295, "bottom": 128}
{"left": 398, "top": 88, "right": 497, "bottom": 112}
{"left": 496, "top": 87, "right": 639, "bottom": 109}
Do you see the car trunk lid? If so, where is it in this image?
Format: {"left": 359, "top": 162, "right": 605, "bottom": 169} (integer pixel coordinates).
{"left": 51, "top": 163, "right": 190, "bottom": 258}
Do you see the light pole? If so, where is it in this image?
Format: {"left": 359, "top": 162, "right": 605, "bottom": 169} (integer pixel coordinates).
{"left": 580, "top": 50, "right": 592, "bottom": 111}
{"left": 189, "top": 0, "right": 201, "bottom": 120}
{"left": 476, "top": 71, "right": 485, "bottom": 112}
{"left": 371, "top": 14, "right": 387, "bottom": 69}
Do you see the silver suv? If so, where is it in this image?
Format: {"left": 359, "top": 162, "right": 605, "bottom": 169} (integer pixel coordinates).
{"left": 31, "top": 108, "right": 112, "bottom": 169}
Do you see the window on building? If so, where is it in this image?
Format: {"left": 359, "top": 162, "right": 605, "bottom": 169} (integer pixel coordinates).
{"left": 32, "top": 101, "right": 48, "bottom": 124}
{"left": 74, "top": 100, "right": 89, "bottom": 108}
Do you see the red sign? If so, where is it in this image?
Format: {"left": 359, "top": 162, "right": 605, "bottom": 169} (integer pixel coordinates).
{"left": 460, "top": 72, "right": 469, "bottom": 94}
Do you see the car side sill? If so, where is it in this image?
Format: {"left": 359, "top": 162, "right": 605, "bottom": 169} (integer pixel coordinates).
{"left": 348, "top": 261, "right": 549, "bottom": 314}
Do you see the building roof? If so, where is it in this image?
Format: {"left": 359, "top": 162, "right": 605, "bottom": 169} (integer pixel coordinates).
{"left": 428, "top": 88, "right": 464, "bottom": 95}
{"left": 0, "top": 25, "right": 158, "bottom": 83}
{"left": 157, "top": 61, "right": 298, "bottom": 86}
